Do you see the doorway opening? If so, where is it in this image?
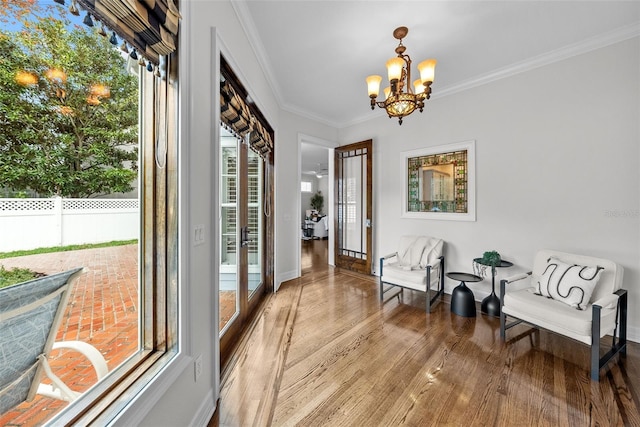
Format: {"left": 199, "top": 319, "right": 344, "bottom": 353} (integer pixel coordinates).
{"left": 299, "top": 139, "right": 334, "bottom": 274}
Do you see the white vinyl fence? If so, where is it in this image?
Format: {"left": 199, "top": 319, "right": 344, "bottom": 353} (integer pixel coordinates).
{"left": 0, "top": 198, "right": 139, "bottom": 252}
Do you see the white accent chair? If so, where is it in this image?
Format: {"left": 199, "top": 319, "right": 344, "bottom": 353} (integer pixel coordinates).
{"left": 0, "top": 268, "right": 109, "bottom": 413}
{"left": 305, "top": 217, "right": 328, "bottom": 239}
{"left": 500, "top": 249, "right": 627, "bottom": 381}
{"left": 379, "top": 236, "right": 445, "bottom": 313}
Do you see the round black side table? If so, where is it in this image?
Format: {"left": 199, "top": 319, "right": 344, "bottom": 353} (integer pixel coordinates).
{"left": 473, "top": 258, "right": 513, "bottom": 317}
{"left": 446, "top": 272, "right": 483, "bottom": 317}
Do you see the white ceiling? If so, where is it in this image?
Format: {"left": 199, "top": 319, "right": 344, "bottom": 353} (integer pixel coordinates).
{"left": 300, "top": 142, "right": 329, "bottom": 176}
{"left": 234, "top": 1, "right": 640, "bottom": 129}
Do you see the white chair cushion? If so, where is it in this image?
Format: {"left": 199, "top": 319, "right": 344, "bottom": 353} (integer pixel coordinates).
{"left": 503, "top": 288, "right": 618, "bottom": 344}
{"left": 382, "top": 261, "right": 440, "bottom": 292}
{"left": 535, "top": 257, "right": 604, "bottom": 310}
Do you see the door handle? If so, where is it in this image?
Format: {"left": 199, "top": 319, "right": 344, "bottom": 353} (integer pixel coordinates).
{"left": 366, "top": 219, "right": 372, "bottom": 228}
{"left": 241, "top": 226, "right": 251, "bottom": 247}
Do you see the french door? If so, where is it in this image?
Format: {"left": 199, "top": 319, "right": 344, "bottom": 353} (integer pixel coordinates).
{"left": 334, "top": 139, "right": 373, "bottom": 274}
{"left": 219, "top": 125, "right": 264, "bottom": 363}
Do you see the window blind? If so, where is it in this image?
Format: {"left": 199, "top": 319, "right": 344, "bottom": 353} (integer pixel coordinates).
{"left": 220, "top": 79, "right": 273, "bottom": 159}
{"left": 76, "top": 0, "right": 179, "bottom": 65}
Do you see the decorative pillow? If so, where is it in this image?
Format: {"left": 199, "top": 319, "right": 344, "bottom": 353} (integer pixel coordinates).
{"left": 535, "top": 257, "right": 604, "bottom": 310}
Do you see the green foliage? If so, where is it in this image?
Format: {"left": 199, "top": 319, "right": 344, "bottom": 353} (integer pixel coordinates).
{"left": 0, "top": 265, "right": 40, "bottom": 289}
{"left": 0, "top": 239, "right": 138, "bottom": 259}
{"left": 0, "top": 5, "right": 138, "bottom": 197}
{"left": 481, "top": 250, "right": 502, "bottom": 268}
{"left": 310, "top": 191, "right": 324, "bottom": 214}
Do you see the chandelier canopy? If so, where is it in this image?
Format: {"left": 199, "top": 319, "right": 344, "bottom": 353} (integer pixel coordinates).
{"left": 366, "top": 26, "right": 436, "bottom": 125}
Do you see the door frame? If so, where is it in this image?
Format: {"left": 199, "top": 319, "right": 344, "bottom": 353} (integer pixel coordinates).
{"left": 296, "top": 133, "right": 339, "bottom": 278}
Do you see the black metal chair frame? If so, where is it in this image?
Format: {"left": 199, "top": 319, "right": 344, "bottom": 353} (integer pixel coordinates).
{"left": 499, "top": 273, "right": 628, "bottom": 381}
{"left": 379, "top": 255, "right": 445, "bottom": 313}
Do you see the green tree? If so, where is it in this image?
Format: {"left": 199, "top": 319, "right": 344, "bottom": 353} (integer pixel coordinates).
{"left": 0, "top": 3, "right": 138, "bottom": 197}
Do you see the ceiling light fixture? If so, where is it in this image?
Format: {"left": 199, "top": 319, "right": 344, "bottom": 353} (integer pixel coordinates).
{"left": 366, "top": 26, "right": 437, "bottom": 125}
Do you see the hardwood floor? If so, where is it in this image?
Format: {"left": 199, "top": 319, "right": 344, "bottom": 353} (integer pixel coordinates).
{"left": 212, "top": 240, "right": 640, "bottom": 426}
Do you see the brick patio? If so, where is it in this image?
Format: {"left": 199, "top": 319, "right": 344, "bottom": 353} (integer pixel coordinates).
{"left": 0, "top": 245, "right": 139, "bottom": 427}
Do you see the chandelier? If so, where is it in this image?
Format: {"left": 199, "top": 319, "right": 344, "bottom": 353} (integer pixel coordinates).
{"left": 366, "top": 26, "right": 437, "bottom": 125}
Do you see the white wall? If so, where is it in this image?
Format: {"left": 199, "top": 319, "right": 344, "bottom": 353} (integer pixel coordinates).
{"left": 301, "top": 174, "right": 317, "bottom": 221}
{"left": 318, "top": 175, "right": 329, "bottom": 209}
{"left": 276, "top": 111, "right": 337, "bottom": 286}
{"left": 338, "top": 37, "right": 640, "bottom": 342}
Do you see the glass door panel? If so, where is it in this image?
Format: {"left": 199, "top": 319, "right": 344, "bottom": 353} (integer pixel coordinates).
{"left": 220, "top": 129, "right": 239, "bottom": 333}
{"left": 341, "top": 154, "right": 367, "bottom": 257}
{"left": 247, "top": 148, "right": 263, "bottom": 297}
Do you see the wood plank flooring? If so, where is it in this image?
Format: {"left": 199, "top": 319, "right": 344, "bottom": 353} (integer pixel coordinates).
{"left": 213, "top": 240, "right": 640, "bottom": 426}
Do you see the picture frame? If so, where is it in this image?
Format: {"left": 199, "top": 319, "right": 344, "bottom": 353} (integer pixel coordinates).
{"left": 401, "top": 140, "right": 476, "bottom": 221}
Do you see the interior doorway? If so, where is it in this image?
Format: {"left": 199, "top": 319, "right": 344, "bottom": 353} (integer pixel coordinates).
{"left": 299, "top": 136, "right": 336, "bottom": 275}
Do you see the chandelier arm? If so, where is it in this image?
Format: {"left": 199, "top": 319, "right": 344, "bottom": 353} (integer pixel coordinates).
{"left": 401, "top": 54, "right": 412, "bottom": 94}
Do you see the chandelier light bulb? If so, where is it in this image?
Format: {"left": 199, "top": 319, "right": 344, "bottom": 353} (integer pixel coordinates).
{"left": 15, "top": 70, "right": 38, "bottom": 86}
{"left": 386, "top": 57, "right": 404, "bottom": 84}
{"left": 366, "top": 75, "right": 382, "bottom": 98}
{"left": 418, "top": 59, "right": 437, "bottom": 84}
{"left": 45, "top": 68, "right": 67, "bottom": 83}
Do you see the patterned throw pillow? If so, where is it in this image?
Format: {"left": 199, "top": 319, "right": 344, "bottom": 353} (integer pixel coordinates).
{"left": 535, "top": 257, "right": 604, "bottom": 310}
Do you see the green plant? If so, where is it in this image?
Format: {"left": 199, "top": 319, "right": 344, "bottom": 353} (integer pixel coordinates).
{"left": 0, "top": 4, "right": 139, "bottom": 197}
{"left": 310, "top": 191, "right": 324, "bottom": 214}
{"left": 0, "top": 239, "right": 138, "bottom": 259}
{"left": 0, "top": 265, "right": 41, "bottom": 289}
{"left": 481, "top": 250, "right": 502, "bottom": 268}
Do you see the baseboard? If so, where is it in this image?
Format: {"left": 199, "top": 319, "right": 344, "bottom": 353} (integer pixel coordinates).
{"left": 189, "top": 389, "right": 216, "bottom": 427}
{"left": 276, "top": 270, "right": 298, "bottom": 291}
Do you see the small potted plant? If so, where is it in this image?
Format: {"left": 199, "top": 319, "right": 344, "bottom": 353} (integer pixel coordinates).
{"left": 474, "top": 250, "right": 502, "bottom": 278}
{"left": 481, "top": 250, "right": 501, "bottom": 268}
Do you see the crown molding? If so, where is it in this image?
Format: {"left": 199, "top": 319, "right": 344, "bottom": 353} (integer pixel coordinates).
{"left": 231, "top": 1, "right": 286, "bottom": 111}
{"left": 434, "top": 22, "right": 640, "bottom": 100}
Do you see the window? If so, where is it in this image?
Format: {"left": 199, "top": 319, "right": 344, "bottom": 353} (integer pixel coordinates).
{"left": 0, "top": 1, "right": 178, "bottom": 424}
{"left": 301, "top": 181, "right": 313, "bottom": 192}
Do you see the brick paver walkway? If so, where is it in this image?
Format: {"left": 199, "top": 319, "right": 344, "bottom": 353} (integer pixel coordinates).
{"left": 0, "top": 245, "right": 138, "bottom": 427}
